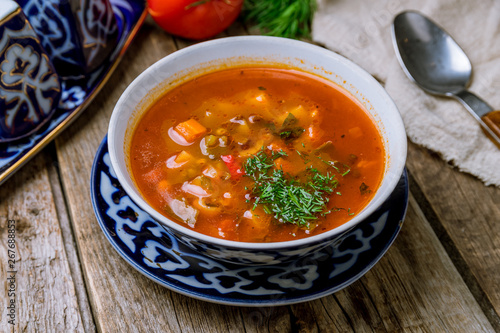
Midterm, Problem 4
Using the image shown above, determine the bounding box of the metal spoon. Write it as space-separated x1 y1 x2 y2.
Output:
392 10 500 147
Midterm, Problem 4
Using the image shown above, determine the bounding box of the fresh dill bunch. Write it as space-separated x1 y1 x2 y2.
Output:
242 0 317 40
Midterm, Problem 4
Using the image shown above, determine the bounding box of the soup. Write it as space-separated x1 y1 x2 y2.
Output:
129 67 385 242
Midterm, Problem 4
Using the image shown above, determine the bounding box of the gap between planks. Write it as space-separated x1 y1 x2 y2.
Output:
46 142 97 333
407 169 500 332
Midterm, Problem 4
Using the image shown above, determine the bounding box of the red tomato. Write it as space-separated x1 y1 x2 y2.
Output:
147 0 244 40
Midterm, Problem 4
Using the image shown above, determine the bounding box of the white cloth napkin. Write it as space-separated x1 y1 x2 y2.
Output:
312 0 500 186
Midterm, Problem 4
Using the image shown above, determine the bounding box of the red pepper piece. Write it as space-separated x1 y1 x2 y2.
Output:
221 155 245 179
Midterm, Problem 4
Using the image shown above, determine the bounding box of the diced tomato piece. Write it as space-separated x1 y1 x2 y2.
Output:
307 125 325 143
267 142 286 152
143 168 163 184
221 155 245 179
348 126 363 139
217 219 238 239
240 208 271 241
156 180 172 202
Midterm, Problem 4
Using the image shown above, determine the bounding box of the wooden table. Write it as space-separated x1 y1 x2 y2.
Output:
1 15 499 333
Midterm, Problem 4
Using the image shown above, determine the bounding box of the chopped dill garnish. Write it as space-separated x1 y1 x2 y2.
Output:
296 149 310 163
316 156 351 176
244 148 341 228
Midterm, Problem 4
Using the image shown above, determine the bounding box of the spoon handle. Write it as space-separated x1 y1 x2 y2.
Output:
481 111 500 147
453 90 500 148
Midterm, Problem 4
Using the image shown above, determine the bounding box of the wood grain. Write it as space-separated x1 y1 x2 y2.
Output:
46 145 96 333
0 151 84 332
0 5 498 332
286 194 494 333
50 16 496 332
55 18 187 333
406 142 500 329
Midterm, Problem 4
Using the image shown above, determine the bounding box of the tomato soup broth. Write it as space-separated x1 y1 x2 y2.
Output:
129 67 385 242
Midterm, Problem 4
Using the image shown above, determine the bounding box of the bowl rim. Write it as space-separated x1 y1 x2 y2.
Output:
108 35 407 251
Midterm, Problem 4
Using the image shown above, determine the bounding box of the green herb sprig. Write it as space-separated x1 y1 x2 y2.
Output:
242 0 317 40
244 148 340 228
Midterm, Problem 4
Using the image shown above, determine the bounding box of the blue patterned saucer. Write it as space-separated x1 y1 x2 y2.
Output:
91 136 409 306
0 0 147 184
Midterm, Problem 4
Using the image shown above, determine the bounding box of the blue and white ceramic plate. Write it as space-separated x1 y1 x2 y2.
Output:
91 136 409 306
0 0 147 184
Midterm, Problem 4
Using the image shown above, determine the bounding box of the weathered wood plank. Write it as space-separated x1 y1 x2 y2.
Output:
165 293 244 332
46 146 96 333
0 150 84 332
54 15 496 333
406 142 500 329
239 306 292 332
54 18 238 333
288 193 494 332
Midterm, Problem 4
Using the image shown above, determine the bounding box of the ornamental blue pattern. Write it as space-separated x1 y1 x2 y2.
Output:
0 6 60 142
0 0 145 181
17 0 119 76
91 136 409 305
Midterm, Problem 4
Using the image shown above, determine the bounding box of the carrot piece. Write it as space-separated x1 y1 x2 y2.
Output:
157 179 170 192
174 119 207 142
274 157 294 174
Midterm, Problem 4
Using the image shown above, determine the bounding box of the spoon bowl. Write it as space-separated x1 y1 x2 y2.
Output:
393 11 472 95
392 10 500 146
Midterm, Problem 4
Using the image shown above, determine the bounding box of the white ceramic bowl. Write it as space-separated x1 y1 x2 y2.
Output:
108 36 407 265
